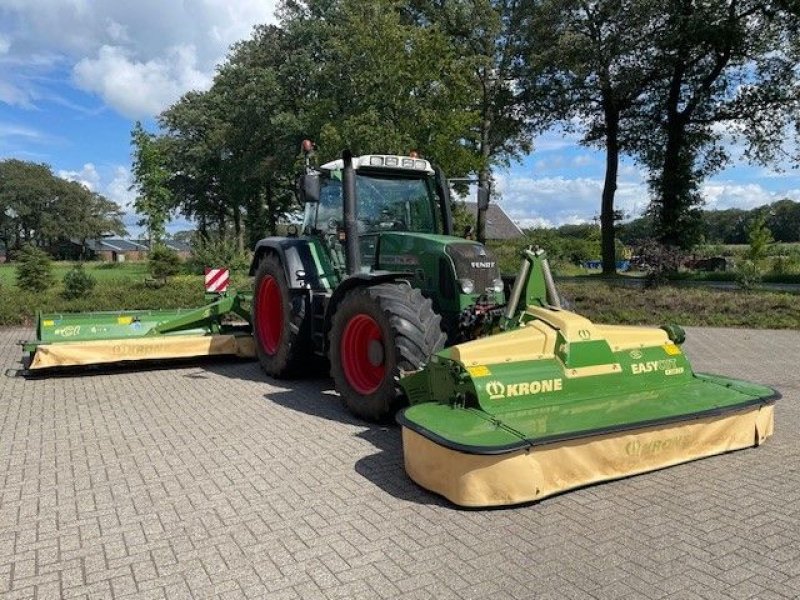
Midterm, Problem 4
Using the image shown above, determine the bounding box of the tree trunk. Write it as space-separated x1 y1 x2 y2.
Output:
658 121 684 247
217 209 226 241
265 179 277 236
233 203 243 252
601 107 620 275
658 64 687 248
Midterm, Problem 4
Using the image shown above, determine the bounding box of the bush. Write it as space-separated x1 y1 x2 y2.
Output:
736 259 762 290
62 263 96 299
188 236 250 274
15 244 54 292
635 240 684 287
148 245 181 283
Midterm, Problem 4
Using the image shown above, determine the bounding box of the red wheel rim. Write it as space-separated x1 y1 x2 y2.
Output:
341 314 385 394
256 275 282 355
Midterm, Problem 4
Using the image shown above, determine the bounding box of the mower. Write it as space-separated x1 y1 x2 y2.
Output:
397 248 778 507
22 290 254 371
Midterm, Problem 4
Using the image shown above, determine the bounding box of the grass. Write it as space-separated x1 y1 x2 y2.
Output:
559 281 800 329
0 261 150 286
0 261 797 330
0 261 252 326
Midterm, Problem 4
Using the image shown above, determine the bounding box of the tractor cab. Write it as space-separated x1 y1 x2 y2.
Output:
303 154 448 238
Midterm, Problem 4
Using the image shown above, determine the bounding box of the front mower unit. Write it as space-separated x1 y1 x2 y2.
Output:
398 253 778 507
22 292 255 371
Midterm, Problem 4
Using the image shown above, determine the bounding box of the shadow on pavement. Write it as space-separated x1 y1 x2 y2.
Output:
263 381 445 507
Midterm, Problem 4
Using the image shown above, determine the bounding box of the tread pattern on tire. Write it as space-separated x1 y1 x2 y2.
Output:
329 282 446 422
252 253 308 378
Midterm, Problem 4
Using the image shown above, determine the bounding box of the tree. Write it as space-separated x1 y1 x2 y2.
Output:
747 212 773 261
633 0 800 249
0 159 126 256
408 0 538 241
15 244 54 292
521 0 666 274
131 122 174 245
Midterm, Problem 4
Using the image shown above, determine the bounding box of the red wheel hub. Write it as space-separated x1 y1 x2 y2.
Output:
256 275 282 355
341 314 385 394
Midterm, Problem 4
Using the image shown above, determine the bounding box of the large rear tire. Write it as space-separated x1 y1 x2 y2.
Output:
329 283 446 422
252 254 307 377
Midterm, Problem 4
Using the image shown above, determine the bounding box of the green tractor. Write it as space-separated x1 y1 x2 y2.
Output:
250 148 504 421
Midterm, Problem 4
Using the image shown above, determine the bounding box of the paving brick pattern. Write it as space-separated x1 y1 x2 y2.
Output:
1 326 799 599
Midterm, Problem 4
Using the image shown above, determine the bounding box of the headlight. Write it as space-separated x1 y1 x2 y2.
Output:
401 158 414 168
385 156 399 166
459 278 475 294
492 278 504 293
369 156 384 166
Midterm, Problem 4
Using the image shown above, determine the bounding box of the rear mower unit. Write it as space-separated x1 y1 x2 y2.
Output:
22 291 254 371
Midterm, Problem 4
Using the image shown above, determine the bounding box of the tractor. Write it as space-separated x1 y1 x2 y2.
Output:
249 148 504 420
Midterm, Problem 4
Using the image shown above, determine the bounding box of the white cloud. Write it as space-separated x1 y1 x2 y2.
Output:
58 162 101 191
106 165 136 211
0 0 278 116
571 155 593 167
701 181 800 210
73 45 212 118
494 173 649 227
0 122 46 141
494 168 800 229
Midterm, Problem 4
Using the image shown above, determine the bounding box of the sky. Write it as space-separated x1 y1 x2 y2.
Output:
2 0 800 236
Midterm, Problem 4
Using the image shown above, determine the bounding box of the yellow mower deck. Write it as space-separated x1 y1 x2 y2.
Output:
398 308 778 507
28 333 255 370
22 292 255 371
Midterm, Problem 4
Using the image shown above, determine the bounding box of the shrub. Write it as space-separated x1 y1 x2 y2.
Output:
736 259 762 290
15 244 54 292
148 244 181 283
635 240 684 287
62 263 96 299
188 236 250 274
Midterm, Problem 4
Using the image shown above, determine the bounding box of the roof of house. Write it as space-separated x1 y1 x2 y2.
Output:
462 202 525 240
163 239 193 253
84 239 149 252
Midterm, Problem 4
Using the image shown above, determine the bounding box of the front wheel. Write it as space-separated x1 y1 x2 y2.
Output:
329 283 446 422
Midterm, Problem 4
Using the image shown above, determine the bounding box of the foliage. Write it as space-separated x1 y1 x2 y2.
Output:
188 236 251 274
521 0 665 273
451 201 476 238
635 240 685 288
148 245 181 283
62 263 97 299
621 199 800 246
733 212 774 288
735 259 762 290
747 213 774 262
630 1 800 249
0 159 126 254
130 122 173 244
15 244 54 292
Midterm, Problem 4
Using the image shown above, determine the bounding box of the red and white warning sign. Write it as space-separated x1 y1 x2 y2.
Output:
204 268 230 293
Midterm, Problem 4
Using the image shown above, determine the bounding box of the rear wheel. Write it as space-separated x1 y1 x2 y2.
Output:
252 254 307 377
329 283 446 422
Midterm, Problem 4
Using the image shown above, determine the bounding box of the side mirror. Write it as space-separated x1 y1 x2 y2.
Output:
301 173 321 203
477 187 490 211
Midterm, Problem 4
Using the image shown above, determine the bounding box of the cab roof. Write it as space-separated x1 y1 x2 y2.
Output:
320 154 434 174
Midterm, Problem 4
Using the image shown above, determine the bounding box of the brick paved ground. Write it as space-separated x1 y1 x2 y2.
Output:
0 326 798 600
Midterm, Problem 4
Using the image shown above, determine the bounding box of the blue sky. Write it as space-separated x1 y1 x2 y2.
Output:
2 1 799 236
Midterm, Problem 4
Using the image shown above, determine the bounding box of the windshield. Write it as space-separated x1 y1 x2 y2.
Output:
304 173 438 234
